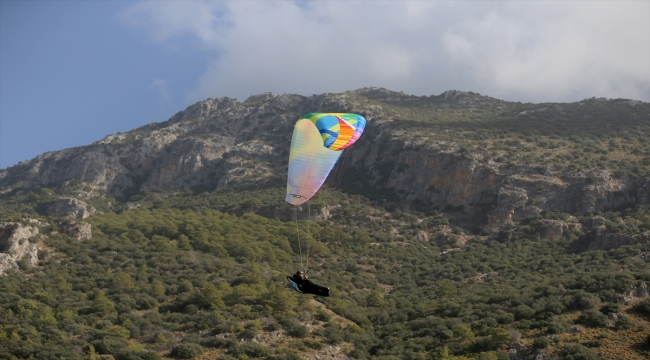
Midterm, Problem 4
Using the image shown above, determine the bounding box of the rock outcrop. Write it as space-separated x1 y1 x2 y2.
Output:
538 220 582 240
349 118 649 231
0 222 39 275
636 283 649 298
58 221 92 241
46 197 97 219
0 88 648 231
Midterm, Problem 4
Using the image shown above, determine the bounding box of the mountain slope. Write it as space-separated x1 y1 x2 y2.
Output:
1 88 648 231
1 88 650 359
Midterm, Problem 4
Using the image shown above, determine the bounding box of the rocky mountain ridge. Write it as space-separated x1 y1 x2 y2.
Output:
1 88 648 234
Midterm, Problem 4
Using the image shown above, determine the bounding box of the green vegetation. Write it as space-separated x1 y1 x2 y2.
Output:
350 89 650 180
1 90 649 358
1 185 650 359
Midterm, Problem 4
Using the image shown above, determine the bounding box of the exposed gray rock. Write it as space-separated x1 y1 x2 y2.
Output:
59 221 92 241
124 203 141 211
489 187 530 228
25 218 50 227
0 89 647 231
538 220 582 240
46 197 96 219
0 222 39 275
636 283 649 298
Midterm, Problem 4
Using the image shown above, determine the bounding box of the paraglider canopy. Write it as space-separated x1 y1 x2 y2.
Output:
285 113 366 206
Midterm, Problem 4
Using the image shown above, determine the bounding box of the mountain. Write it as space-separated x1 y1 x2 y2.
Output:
1 88 649 231
1 88 650 360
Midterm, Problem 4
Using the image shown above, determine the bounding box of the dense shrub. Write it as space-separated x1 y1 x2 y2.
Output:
91 338 128 354
321 325 345 344
615 315 635 330
570 292 600 310
577 310 608 328
532 337 550 350
202 337 237 349
563 343 598 360
634 298 650 317
513 305 536 320
547 317 571 334
136 294 158 310
228 343 273 358
278 317 309 338
599 303 622 314
315 310 332 322
170 343 204 359
116 350 163 360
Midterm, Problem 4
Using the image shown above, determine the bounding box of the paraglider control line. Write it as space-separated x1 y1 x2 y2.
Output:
293 207 305 272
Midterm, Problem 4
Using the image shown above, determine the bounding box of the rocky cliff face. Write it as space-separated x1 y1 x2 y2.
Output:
0 94 306 198
0 222 39 275
58 220 92 241
0 89 648 233
46 197 97 219
347 118 649 231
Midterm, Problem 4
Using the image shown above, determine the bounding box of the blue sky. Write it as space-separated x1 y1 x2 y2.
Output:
1 1 208 168
1 0 648 169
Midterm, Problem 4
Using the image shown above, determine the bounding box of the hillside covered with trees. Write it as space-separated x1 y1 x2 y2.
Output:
1 89 649 359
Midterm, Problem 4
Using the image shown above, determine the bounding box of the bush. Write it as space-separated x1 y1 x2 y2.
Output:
90 338 128 354
140 352 163 360
115 350 163 360
533 337 550 349
228 343 273 358
266 351 302 360
634 298 650 317
170 343 204 359
217 356 238 360
513 305 536 320
563 343 598 360
545 301 566 315
615 315 635 330
265 322 282 331
201 337 236 349
477 352 498 360
599 303 621 314
302 340 325 350
572 292 600 310
321 326 345 344
16 255 30 270
547 317 571 334
314 310 332 322
136 294 158 310
278 317 309 338
239 327 259 339
577 310 608 327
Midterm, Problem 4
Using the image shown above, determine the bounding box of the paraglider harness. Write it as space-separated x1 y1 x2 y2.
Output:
287 271 329 297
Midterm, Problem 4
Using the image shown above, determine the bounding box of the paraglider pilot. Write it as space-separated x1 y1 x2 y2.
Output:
289 271 330 297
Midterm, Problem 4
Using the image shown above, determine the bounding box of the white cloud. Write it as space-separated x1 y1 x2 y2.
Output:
151 78 171 103
123 0 650 103
122 1 229 48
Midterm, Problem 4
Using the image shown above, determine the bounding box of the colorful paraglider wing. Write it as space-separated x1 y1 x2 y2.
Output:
285 113 366 205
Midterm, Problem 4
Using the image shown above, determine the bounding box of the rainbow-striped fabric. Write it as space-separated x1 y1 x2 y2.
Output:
286 113 366 206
